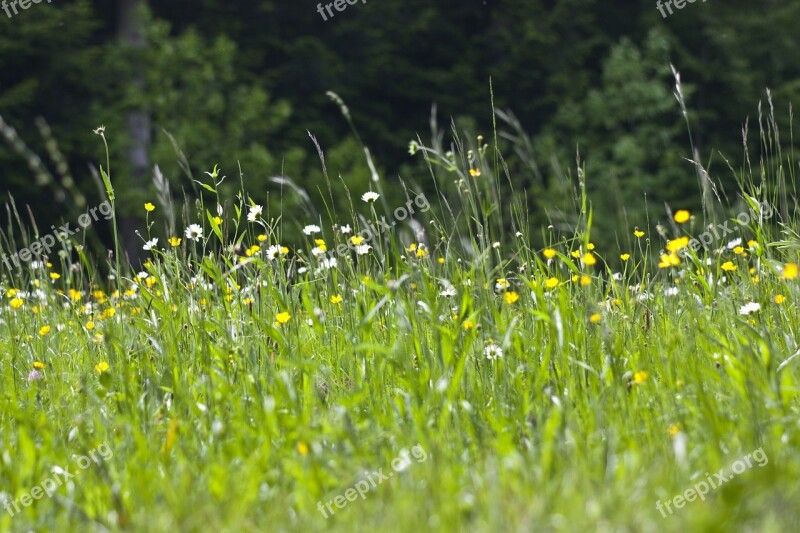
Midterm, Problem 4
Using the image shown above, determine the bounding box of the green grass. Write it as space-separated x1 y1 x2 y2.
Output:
2 111 800 533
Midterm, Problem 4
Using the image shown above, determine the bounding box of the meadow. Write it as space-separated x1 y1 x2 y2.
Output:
2 102 800 533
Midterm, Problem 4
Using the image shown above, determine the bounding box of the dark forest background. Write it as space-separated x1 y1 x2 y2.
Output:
1 0 798 261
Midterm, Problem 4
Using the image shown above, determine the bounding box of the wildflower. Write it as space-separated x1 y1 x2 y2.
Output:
245 245 260 257
484 344 504 360
589 313 602 324
415 247 428 258
544 277 560 289
440 286 457 298
168 237 182 247
339 224 352 234
664 287 679 297
95 361 110 373
361 191 380 203
748 240 758 249
634 230 645 238
739 302 761 316
495 279 510 291
33 361 46 369
582 253 597 266
733 246 745 255
463 320 474 331
570 250 581 259
247 204 263 222
406 243 417 252
143 238 158 251
633 371 649 384
774 294 786 304
312 239 328 255
297 442 309 456
276 312 292 324
673 210 690 224
658 253 681 269
185 224 203 241
355 244 372 255
351 235 365 246
320 257 337 270
303 225 321 235
39 325 50 336
28 370 43 382
503 291 519 304
10 298 23 309
86 321 95 330
330 295 343 304
721 261 737 272
144 202 155 212
543 248 556 259
726 238 742 250
266 245 288 260
212 216 223 225
469 168 481 177
668 424 681 437
781 263 799 280
49 273 61 280
580 275 591 286
438 257 445 264
620 253 630 261
666 237 689 253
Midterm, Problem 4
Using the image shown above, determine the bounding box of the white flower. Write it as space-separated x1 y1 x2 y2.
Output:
492 242 500 249
495 279 510 292
612 272 623 281
726 238 742 250
303 225 321 235
311 246 326 257
143 238 158 251
247 204 263 222
185 224 203 240
136 272 148 280
484 344 504 360
361 191 380 203
664 287 679 296
739 302 761 316
355 244 372 255
265 245 287 261
515 232 523 238
297 267 308 274
439 287 457 298
320 257 338 270
339 224 352 234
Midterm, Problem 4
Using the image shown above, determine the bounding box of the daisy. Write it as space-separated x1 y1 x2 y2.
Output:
265 245 286 261
247 204 263 222
739 302 761 315
303 225 321 235
339 224 352 234
439 286 457 298
143 238 158 251
185 224 203 241
484 344 504 360
726 238 742 250
361 191 380 203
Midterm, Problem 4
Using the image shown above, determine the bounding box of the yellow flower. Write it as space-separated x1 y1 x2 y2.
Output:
415 247 428 258
733 246 745 255
6 288 18 297
38 325 51 336
673 210 690 224
747 240 758 249
571 274 579 283
658 253 681 268
276 312 292 324
570 250 581 258
462 320 474 331
33 361 46 369
721 261 737 272
144 202 155 212
10 298 23 309
668 424 681 437
620 253 631 261
544 277 560 289
503 291 519 304
774 294 786 304
296 442 309 456
406 243 417 252
781 263 799 280
257 234 267 242
582 253 597 266
350 235 365 246
633 371 648 384
634 230 645 238
469 168 481 177
49 273 61 280
589 313 602 324
437 257 445 264
95 361 110 373
543 248 556 259
666 237 689 253
245 245 260 257
86 321 95 330
330 294 343 304
212 216 223 225
587 243 595 251
580 275 591 286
